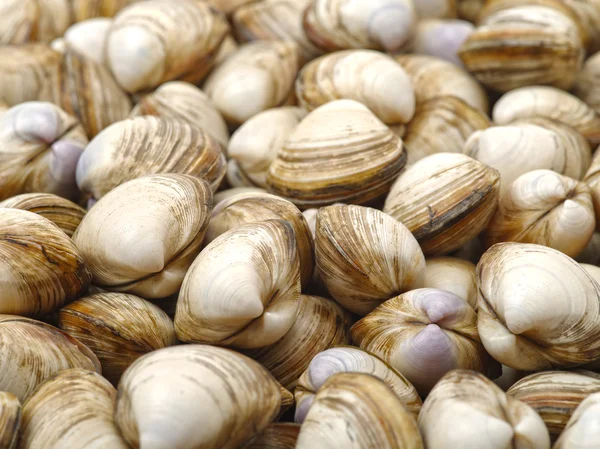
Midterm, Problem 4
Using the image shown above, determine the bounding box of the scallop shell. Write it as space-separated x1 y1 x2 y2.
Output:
0 392 20 449
422 257 477 309
246 423 300 449
554 392 600 449
0 0 71 44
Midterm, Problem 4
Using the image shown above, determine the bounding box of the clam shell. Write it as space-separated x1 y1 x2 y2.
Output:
246 423 300 449
0 392 20 449
574 51 600 115
416 0 457 18
554 392 600 449
422 256 478 309
457 0 485 22
206 0 255 15
213 186 266 204
60 18 112 65
0 0 71 44
71 0 143 21
583 144 600 229
411 19 474 67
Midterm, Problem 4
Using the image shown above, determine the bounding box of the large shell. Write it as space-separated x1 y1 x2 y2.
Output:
58 18 112 65
175 220 301 348
411 19 474 67
18 369 129 449
73 174 213 299
574 51 600 115
422 257 477 309
294 346 422 423
315 204 425 315
352 288 500 393
477 242 600 370
76 116 226 201
115 345 283 449
384 153 500 256
57 292 177 386
0 209 91 317
584 148 600 228
485 170 595 257
204 40 300 125
246 423 300 449
106 0 229 93
267 100 406 208
296 50 415 125
0 315 100 401
0 0 71 44
554 392 600 449
71 0 143 21
296 372 424 449
0 392 20 449
419 370 550 449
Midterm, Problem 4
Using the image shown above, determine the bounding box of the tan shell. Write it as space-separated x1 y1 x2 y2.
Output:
294 346 422 423
130 81 229 147
583 146 600 228
0 315 101 401
59 18 112 65
206 0 255 15
477 242 600 370
246 423 300 449
419 370 550 449
0 209 91 317
206 192 314 288
574 51 600 115
485 170 595 257
457 0 485 22
296 50 415 125
422 257 477 309
73 174 213 298
57 292 177 386
315 204 425 315
115 345 283 449
303 0 418 53
0 193 86 237
0 0 71 44
75 116 226 201
507 371 600 442
416 0 457 18
296 372 424 449
71 0 143 21
403 96 491 165
554 392 600 449
352 288 500 393
204 40 300 125
18 369 129 449
106 0 229 93
244 295 351 390
576 232 600 265
267 100 406 208
213 186 267 204
175 220 301 348
394 54 488 113
384 153 500 256
0 392 20 449
411 19 474 67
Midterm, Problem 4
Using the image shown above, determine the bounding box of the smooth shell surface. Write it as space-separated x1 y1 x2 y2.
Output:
0 0 71 44
0 392 20 449
61 18 112 65
584 147 600 228
422 257 478 309
412 19 474 67
554 392 600 449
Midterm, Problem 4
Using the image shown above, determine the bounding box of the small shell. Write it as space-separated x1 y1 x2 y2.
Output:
296 373 424 449
0 392 20 449
411 19 474 67
0 0 71 44
266 100 406 208
57 292 177 386
130 81 229 147
175 220 301 348
0 315 100 401
60 18 112 65
384 153 500 256
315 204 425 315
204 40 300 125
574 51 600 115
352 288 500 393
213 186 267 204
577 232 600 265
422 257 477 309
485 170 595 257
71 0 143 21
75 116 226 201
554 392 600 449
295 50 415 125
115 345 283 449
18 369 129 449
73 174 213 299
419 370 550 449
246 423 300 449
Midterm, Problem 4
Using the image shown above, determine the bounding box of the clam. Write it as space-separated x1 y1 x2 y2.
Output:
246 423 300 449
422 257 477 309
554 392 600 449
416 0 457 18
584 147 600 228
574 51 600 115
457 0 485 22
0 0 71 44
206 0 255 15
412 19 474 67
213 186 267 204
0 392 20 449
71 0 143 21
58 18 112 65
477 242 600 370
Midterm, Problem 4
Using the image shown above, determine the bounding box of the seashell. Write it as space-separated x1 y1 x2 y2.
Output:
0 392 20 449
565 0 600 53
18 369 129 449
244 295 351 390
267 100 406 208
394 54 488 113
295 372 424 449
416 0 457 18
175 220 300 348
457 0 485 22
0 315 100 401
71 0 143 21
576 232 600 265
384 153 500 256
0 193 86 237
477 242 600 370
206 0 255 15
583 146 600 229
0 0 71 44
303 0 418 53
115 345 283 449
246 423 300 449
73 174 212 299
204 40 300 126
554 392 600 449
411 19 474 67
419 370 551 449
402 96 491 165
458 6 584 92
213 186 266 204
227 107 306 188
57 292 177 385
76 116 226 202
295 50 415 125
205 192 314 288
315 204 425 315
226 159 258 188
485 170 595 257
507 371 600 442
0 209 91 317
352 288 500 393
574 51 600 115
130 81 229 147
294 346 422 423
60 18 112 65
0 102 88 201
422 256 477 309
106 0 230 93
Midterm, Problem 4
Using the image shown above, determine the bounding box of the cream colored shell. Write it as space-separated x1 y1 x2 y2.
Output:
213 187 267 204
245 423 299 449
554 392 600 449
457 0 484 21
0 392 20 449
59 18 112 65
583 145 600 229
71 0 143 21
0 0 71 44
422 257 477 309
411 19 474 67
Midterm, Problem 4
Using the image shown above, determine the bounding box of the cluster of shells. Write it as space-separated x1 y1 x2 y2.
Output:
6 0 600 448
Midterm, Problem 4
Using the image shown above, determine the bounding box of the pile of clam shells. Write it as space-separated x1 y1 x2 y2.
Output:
4 0 600 448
